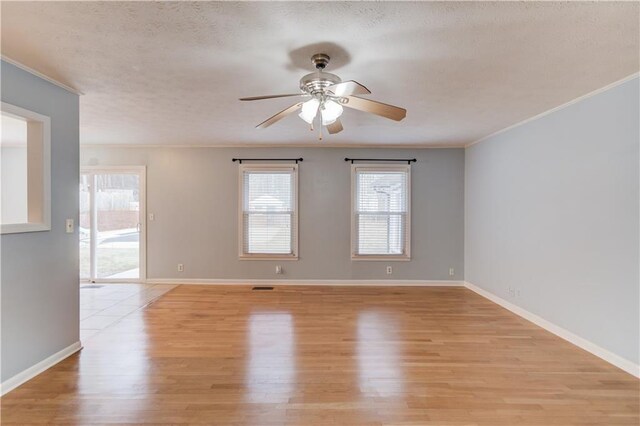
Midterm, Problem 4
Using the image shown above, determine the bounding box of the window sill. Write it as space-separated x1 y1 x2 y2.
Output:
1 222 51 235
351 255 411 262
239 255 299 261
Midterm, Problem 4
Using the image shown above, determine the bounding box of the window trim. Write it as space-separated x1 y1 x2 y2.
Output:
351 163 411 261
1 102 51 235
238 163 299 260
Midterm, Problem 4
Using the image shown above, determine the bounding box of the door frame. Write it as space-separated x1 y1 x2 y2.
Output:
80 165 147 283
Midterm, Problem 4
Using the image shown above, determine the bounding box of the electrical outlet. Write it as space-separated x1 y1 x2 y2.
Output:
275 265 283 274
177 263 184 272
449 267 455 276
386 266 393 275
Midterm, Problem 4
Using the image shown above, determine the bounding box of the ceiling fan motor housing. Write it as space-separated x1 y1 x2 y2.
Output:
299 53 342 95
299 72 341 95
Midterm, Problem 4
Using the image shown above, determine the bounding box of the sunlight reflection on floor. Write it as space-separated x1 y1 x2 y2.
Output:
357 311 404 397
246 311 296 403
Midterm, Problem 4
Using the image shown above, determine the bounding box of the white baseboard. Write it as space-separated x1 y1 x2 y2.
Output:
464 281 640 378
0 341 82 396
147 278 464 287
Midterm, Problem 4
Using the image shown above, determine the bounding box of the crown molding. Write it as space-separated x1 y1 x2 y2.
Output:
465 72 640 149
1 55 83 96
80 143 465 149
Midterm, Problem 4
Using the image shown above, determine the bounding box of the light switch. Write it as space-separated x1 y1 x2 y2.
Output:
65 219 74 233
149 213 155 221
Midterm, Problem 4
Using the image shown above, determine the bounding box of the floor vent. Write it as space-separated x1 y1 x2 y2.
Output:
81 285 104 289
252 286 274 291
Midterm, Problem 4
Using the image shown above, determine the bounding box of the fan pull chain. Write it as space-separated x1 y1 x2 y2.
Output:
316 109 323 141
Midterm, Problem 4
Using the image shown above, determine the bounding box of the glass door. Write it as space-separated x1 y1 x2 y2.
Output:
79 174 92 280
80 167 145 282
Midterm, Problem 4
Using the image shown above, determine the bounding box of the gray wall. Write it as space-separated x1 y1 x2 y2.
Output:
81 147 465 281
465 77 639 365
1 61 80 381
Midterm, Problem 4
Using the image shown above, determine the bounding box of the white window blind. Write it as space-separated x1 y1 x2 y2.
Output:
241 167 297 257
353 167 410 258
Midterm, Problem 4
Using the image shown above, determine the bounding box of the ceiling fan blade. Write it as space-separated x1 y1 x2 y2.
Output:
240 94 307 101
326 119 343 134
256 102 303 128
327 80 371 96
341 96 406 121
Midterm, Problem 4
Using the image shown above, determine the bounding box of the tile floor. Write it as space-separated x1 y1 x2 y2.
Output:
80 283 177 342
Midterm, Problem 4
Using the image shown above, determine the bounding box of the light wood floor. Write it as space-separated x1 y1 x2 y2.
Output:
2 285 638 425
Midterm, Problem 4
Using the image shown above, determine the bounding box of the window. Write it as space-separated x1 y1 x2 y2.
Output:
352 165 410 260
1 102 51 234
239 165 298 259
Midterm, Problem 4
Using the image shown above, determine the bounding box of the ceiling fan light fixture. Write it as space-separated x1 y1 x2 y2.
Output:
321 100 343 125
298 98 320 124
241 53 406 136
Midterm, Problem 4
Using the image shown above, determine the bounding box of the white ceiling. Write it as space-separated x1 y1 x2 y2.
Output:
1 2 638 147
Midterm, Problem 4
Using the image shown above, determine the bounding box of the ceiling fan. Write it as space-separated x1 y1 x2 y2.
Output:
239 53 407 139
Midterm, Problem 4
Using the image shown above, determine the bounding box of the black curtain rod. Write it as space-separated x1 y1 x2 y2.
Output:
344 158 416 164
232 158 303 164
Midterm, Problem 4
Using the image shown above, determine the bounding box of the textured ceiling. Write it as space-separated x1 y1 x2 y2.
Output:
1 2 638 147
